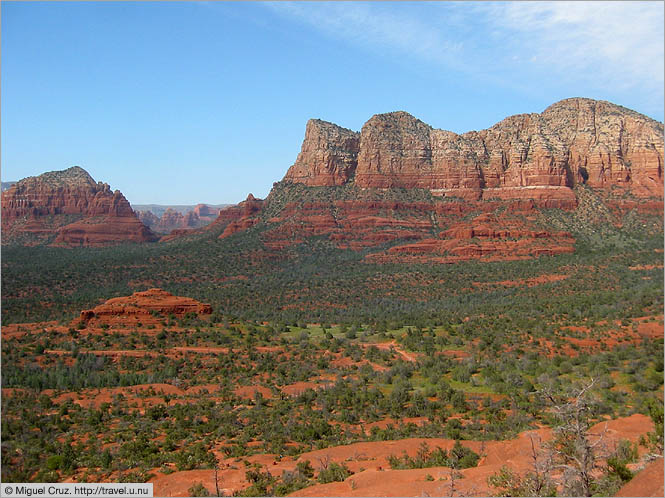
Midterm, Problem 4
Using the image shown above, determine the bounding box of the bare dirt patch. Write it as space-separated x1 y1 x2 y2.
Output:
615 457 664 497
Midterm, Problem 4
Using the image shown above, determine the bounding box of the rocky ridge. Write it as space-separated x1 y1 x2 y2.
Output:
1 166 158 246
205 98 663 262
283 98 663 199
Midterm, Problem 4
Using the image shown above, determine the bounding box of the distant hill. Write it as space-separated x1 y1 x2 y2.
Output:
1 166 158 246
131 204 230 218
133 203 231 234
1 181 16 192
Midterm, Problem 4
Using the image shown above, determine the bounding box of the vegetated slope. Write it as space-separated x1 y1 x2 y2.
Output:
1 166 157 246
1 179 662 327
1 292 662 492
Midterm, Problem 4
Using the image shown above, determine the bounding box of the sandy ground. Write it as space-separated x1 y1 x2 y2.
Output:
147 414 656 497
616 457 664 497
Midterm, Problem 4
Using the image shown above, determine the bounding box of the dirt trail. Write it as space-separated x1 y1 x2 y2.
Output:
362 340 420 363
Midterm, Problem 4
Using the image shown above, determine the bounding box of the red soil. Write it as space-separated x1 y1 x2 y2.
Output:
233 385 273 400
172 346 231 354
45 349 159 358
359 416 429 433
143 414 658 497
438 349 471 360
288 414 653 497
615 457 664 497
39 383 228 410
472 274 568 288
360 341 420 363
280 381 331 397
1 321 64 339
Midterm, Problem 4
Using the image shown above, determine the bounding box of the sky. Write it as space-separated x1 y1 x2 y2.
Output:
2 1 663 205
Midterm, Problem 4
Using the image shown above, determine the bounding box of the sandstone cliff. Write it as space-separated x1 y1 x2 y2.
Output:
1 166 158 246
283 119 360 186
283 98 664 200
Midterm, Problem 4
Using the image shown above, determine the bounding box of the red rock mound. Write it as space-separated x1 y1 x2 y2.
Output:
2 166 158 246
78 288 212 326
615 457 664 497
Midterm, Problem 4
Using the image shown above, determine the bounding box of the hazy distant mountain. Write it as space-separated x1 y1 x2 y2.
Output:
133 203 231 234
2 182 16 192
1 167 157 246
131 204 230 218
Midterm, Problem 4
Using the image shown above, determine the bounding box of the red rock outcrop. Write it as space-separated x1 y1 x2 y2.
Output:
213 194 264 239
137 210 160 228
54 216 159 246
193 203 221 222
283 119 360 186
364 212 575 264
78 288 212 326
1 166 158 246
282 98 664 200
183 99 663 260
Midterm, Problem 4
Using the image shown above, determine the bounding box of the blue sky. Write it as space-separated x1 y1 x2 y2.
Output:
2 1 663 204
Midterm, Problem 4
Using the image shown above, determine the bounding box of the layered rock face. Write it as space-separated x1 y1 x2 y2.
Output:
216 194 264 239
540 99 663 196
136 210 161 228
283 98 664 200
354 112 484 199
283 119 360 186
1 166 158 246
193 203 222 222
78 288 212 326
199 98 661 262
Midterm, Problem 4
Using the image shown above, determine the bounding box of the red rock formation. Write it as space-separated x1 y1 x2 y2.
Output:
193 203 222 222
364 212 575 264
214 194 264 239
283 119 359 186
151 208 203 233
158 228 197 243
541 98 664 196
2 166 158 246
282 98 664 200
79 288 212 326
137 210 160 228
160 208 188 231
55 216 159 247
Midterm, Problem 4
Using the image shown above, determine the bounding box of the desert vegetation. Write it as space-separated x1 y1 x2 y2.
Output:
1 181 663 496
